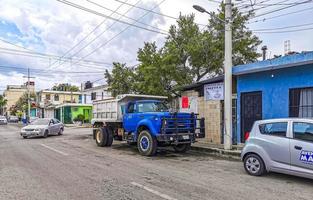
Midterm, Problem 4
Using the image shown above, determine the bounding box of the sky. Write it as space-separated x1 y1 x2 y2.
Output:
0 0 313 93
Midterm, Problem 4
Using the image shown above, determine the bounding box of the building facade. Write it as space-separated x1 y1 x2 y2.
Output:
81 83 111 104
234 51 313 143
37 90 81 118
54 103 92 124
179 76 237 144
3 81 35 116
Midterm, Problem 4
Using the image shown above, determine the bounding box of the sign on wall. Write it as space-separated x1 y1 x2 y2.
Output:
180 96 198 113
204 82 224 101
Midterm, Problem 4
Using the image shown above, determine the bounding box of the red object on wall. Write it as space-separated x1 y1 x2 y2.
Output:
182 96 189 108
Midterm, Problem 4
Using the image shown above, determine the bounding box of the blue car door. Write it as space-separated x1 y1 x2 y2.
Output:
123 102 137 132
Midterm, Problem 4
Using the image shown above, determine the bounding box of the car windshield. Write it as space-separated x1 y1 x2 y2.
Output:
30 119 50 125
137 102 169 112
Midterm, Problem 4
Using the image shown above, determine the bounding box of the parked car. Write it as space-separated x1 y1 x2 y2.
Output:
29 116 39 123
20 118 64 139
9 116 19 123
241 118 313 180
92 94 205 156
0 116 7 125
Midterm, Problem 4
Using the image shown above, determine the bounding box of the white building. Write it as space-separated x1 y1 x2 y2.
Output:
81 83 111 104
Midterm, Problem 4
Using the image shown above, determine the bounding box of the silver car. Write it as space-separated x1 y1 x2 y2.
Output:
241 118 313 179
0 116 7 125
21 118 64 139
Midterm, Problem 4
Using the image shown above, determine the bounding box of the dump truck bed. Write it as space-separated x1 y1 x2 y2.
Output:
92 94 168 124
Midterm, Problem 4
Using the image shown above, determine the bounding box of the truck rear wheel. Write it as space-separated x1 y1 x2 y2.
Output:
106 127 114 147
95 128 107 147
173 143 191 153
137 130 157 156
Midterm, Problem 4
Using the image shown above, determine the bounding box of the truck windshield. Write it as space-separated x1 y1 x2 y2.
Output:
137 102 168 113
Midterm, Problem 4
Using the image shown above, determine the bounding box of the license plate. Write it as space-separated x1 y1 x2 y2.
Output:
182 135 189 140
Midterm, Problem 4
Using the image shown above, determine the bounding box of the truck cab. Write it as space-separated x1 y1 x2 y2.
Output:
92 94 205 156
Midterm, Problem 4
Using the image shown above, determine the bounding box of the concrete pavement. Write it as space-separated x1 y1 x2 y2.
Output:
0 124 312 200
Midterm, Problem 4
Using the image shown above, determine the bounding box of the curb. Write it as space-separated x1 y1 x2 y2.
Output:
191 145 241 161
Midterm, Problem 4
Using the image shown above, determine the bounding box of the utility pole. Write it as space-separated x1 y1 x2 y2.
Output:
23 68 35 123
193 2 233 150
224 0 233 150
27 68 30 122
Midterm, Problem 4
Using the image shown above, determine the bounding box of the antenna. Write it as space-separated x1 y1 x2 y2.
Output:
284 40 291 55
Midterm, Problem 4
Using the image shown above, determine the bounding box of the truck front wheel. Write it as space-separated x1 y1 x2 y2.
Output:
137 130 157 156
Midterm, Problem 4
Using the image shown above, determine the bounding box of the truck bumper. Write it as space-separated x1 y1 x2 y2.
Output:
156 133 204 144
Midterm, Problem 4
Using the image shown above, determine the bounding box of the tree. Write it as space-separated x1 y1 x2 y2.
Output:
207 4 262 68
106 62 135 97
0 95 7 115
10 92 36 116
52 83 80 92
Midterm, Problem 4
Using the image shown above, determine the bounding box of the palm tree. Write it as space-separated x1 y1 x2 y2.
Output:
0 95 7 115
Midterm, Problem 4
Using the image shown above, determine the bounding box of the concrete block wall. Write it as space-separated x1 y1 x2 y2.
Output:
181 90 222 144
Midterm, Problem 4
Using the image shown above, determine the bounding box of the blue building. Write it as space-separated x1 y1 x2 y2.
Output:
233 51 313 144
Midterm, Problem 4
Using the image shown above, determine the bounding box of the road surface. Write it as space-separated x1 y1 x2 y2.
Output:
0 124 312 200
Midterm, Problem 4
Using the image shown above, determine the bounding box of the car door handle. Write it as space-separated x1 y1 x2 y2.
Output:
294 145 303 150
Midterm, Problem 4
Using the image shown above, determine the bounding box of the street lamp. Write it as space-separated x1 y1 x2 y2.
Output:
193 2 233 150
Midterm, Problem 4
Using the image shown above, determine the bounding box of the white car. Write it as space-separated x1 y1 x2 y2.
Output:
0 116 7 125
241 118 313 179
21 118 64 139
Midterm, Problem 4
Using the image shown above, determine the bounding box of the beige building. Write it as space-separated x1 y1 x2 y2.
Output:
178 76 237 144
37 90 81 118
3 81 35 115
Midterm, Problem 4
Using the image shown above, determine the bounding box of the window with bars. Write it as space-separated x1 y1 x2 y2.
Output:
289 87 313 118
91 92 96 100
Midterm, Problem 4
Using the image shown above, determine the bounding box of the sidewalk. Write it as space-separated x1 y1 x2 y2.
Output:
191 138 242 160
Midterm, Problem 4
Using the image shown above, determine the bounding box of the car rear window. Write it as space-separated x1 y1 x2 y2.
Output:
259 122 288 137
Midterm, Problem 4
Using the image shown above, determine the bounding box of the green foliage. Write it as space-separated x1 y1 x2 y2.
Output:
52 83 80 92
10 92 36 115
106 4 261 97
0 95 7 115
74 114 85 122
107 62 135 97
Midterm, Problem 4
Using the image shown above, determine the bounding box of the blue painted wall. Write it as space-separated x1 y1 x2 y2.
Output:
236 63 313 143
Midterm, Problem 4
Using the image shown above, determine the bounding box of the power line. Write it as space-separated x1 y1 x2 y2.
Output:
0 49 110 70
252 0 312 18
52 0 143 70
56 0 168 35
251 22 313 31
49 0 130 68
87 0 168 33
112 0 207 26
254 26 313 33
0 38 113 66
249 6 313 23
58 0 167 70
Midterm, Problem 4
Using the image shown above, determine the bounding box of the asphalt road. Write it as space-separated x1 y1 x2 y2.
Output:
0 124 312 200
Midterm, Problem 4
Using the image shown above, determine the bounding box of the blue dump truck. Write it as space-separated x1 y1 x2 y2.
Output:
91 94 205 156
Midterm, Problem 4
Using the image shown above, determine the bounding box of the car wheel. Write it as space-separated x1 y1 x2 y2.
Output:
58 128 63 135
43 130 48 138
137 130 157 156
244 154 266 176
95 128 108 147
173 143 191 153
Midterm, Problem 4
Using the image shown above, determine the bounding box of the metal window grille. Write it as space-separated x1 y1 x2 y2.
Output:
289 87 313 118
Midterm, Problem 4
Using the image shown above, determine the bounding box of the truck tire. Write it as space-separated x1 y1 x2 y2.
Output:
173 143 191 153
95 128 108 147
106 127 114 147
137 130 157 156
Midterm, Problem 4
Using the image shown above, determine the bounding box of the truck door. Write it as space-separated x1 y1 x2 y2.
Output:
290 122 313 171
123 102 136 132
